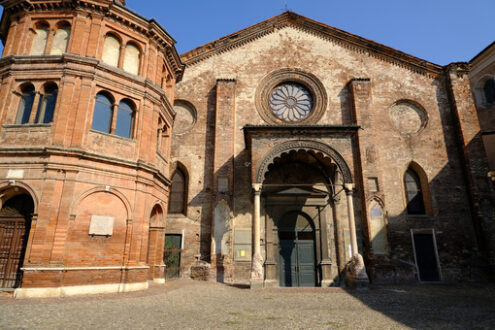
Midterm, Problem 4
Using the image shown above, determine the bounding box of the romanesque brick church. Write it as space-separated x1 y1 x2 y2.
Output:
0 0 493 298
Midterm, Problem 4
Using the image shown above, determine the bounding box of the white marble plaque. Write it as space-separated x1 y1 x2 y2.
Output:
217 177 229 193
7 169 24 179
89 215 115 236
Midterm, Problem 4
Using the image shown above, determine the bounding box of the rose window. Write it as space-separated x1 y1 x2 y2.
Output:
269 83 313 122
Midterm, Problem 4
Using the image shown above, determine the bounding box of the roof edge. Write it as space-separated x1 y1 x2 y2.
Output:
181 11 443 78
470 40 495 64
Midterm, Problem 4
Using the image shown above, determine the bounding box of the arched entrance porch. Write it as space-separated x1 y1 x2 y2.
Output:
250 140 360 288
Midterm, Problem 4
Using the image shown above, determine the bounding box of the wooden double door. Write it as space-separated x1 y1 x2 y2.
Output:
0 216 30 288
278 212 316 287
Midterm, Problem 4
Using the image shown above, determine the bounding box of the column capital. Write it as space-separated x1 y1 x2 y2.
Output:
252 183 262 194
344 183 355 194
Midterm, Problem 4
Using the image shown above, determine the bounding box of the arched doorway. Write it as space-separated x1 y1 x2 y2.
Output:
147 204 165 281
278 211 316 287
0 194 34 288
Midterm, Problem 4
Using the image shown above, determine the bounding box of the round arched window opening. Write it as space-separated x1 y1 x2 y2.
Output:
256 69 327 125
173 100 197 135
269 83 313 122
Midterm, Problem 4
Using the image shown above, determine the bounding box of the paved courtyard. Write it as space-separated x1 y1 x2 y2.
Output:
1 280 494 329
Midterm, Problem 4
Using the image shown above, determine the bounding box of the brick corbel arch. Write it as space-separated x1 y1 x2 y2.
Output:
255 140 353 184
70 186 133 221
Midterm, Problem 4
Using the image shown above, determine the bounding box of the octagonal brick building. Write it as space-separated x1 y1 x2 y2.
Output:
0 0 184 297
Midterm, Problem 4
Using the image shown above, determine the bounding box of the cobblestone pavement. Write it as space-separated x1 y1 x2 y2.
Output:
1 280 495 329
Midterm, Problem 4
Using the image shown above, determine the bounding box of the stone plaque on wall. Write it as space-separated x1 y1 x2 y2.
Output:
89 215 115 236
7 169 24 179
234 229 251 261
368 177 379 192
217 177 229 193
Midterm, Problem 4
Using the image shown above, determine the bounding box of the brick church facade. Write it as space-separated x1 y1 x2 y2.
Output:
0 1 493 297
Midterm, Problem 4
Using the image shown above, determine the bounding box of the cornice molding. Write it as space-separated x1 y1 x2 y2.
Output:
0 146 172 186
0 0 185 78
181 11 443 78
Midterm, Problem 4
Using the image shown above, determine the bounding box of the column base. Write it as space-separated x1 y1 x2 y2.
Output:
153 278 165 284
250 278 264 289
345 253 369 289
320 279 334 287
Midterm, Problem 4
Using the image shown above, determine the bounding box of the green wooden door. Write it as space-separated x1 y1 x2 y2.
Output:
278 212 316 287
164 234 182 279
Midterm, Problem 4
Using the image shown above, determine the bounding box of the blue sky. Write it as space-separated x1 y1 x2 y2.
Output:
125 0 494 65
0 1 493 65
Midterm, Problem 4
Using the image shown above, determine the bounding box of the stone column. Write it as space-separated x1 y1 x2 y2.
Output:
344 183 369 288
250 183 264 289
319 204 335 287
28 92 42 123
345 184 359 256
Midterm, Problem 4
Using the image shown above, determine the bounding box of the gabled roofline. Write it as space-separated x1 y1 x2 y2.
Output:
470 40 495 64
181 11 443 78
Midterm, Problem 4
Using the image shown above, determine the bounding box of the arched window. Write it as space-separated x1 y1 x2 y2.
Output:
115 100 134 138
484 79 495 104
169 168 186 214
102 34 121 67
91 93 113 134
123 43 140 75
50 23 71 55
404 168 426 215
30 23 49 55
15 85 36 124
35 83 58 124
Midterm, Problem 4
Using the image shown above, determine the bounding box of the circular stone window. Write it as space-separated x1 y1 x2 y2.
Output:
270 83 313 122
256 69 327 125
173 100 197 135
388 101 427 136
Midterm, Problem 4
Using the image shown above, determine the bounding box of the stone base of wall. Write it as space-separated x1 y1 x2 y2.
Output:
15 281 149 299
17 266 157 298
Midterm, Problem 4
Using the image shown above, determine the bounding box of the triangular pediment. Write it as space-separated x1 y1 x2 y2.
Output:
181 11 442 77
271 186 328 196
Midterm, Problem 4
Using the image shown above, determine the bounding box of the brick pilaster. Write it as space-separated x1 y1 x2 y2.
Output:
211 78 236 280
446 62 495 268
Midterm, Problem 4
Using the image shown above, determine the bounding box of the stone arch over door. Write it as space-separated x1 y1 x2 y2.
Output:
255 140 353 186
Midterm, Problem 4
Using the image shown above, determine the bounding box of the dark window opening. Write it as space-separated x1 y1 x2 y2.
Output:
169 169 186 214
15 85 35 124
35 84 58 124
405 169 426 215
116 100 133 138
484 79 495 104
91 93 113 134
